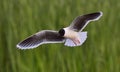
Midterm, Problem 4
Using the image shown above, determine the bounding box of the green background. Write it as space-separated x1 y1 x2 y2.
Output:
0 0 120 72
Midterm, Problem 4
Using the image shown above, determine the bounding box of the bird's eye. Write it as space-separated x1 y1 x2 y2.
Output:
58 29 65 36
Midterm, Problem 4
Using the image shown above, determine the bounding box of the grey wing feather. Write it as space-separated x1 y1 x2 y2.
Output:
69 12 103 31
16 30 65 49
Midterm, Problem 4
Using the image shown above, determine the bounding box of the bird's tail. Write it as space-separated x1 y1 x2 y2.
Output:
64 31 87 47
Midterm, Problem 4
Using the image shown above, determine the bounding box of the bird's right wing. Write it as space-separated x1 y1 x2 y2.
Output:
68 12 103 32
16 30 65 49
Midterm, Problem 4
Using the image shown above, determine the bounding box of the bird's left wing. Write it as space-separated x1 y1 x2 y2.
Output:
16 30 65 49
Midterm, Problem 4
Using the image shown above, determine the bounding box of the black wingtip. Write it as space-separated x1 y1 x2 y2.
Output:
16 35 41 49
85 11 103 21
93 11 103 17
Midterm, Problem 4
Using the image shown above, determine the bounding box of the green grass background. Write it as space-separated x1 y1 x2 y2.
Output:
0 0 120 72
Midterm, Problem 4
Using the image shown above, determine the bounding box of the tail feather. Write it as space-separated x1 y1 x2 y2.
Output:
79 31 87 45
64 31 87 47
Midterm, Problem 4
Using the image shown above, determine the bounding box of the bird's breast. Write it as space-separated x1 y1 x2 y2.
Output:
64 28 78 39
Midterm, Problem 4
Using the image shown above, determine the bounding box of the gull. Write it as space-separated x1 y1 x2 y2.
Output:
16 11 103 49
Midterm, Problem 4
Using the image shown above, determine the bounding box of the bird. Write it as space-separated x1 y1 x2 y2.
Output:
16 11 103 49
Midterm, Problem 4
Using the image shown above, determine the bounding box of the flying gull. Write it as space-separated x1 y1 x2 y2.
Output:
16 11 103 49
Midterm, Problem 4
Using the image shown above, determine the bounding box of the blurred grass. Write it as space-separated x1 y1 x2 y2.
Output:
0 0 120 72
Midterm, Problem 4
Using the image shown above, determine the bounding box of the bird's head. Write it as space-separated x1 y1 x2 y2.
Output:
58 28 65 37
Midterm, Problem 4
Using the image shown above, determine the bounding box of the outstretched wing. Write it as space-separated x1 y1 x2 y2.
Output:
16 30 65 49
68 12 103 32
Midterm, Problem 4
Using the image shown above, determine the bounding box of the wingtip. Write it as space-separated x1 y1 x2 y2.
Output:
16 42 41 49
16 44 31 50
16 44 19 48
99 11 103 17
16 44 25 50
93 11 103 21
